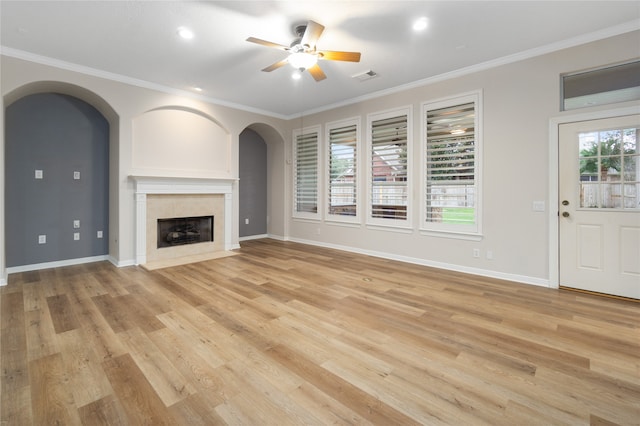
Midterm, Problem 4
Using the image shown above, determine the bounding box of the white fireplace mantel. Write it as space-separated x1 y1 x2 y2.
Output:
130 175 237 265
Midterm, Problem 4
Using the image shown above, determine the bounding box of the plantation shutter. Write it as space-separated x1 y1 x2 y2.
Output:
329 123 357 216
425 102 476 225
371 114 408 220
295 131 318 214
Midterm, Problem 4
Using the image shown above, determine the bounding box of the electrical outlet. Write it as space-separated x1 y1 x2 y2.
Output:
97 230 103 238
74 232 80 241
473 248 480 258
35 170 43 179
38 234 46 244
73 171 80 180
486 250 494 260
73 219 80 228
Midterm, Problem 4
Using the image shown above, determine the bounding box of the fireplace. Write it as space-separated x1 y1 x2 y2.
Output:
157 215 213 248
131 176 236 266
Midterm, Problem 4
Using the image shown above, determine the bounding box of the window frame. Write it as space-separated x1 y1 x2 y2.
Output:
292 125 322 221
420 91 483 238
366 106 413 230
326 117 361 224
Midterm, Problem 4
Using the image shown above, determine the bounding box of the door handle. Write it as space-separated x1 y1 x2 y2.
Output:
562 211 570 218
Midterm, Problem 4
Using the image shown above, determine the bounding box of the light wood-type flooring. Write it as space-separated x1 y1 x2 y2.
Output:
1 238 639 425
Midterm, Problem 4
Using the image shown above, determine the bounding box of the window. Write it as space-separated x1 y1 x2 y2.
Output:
293 126 321 219
422 92 481 235
367 107 412 226
562 60 640 111
327 118 360 221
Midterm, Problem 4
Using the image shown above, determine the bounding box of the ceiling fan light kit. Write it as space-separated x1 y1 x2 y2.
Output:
288 52 317 70
247 20 361 82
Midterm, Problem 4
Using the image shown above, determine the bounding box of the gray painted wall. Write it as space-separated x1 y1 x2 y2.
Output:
239 128 267 237
5 93 109 267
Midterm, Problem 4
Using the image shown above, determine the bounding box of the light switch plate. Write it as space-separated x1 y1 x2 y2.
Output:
73 220 80 228
532 201 546 212
35 170 43 179
97 231 103 238
73 171 80 180
38 235 46 244
73 232 80 241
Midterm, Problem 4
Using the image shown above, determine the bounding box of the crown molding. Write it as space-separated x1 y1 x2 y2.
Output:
2 18 638 121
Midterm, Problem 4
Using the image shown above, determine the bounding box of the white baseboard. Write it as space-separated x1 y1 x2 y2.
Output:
287 237 550 289
0 270 7 287
5 255 111 275
110 256 135 267
239 234 269 242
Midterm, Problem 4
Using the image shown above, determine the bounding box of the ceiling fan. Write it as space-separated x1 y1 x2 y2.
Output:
246 20 361 81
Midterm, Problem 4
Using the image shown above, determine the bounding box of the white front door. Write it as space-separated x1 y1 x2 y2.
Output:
559 115 640 299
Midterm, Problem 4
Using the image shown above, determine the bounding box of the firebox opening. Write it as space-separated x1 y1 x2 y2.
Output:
157 215 214 248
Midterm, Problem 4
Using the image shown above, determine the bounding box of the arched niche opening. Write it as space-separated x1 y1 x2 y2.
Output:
240 123 286 240
3 81 119 269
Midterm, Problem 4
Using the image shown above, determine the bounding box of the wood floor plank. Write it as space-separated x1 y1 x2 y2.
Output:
24 308 59 362
118 327 196 407
46 293 80 334
168 393 227 425
72 294 129 361
102 353 175 425
57 328 114 408
265 343 421 425
148 327 238 405
77 394 128 426
2 239 639 425
29 353 82 425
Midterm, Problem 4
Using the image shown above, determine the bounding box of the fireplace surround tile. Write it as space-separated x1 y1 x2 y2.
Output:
131 176 235 266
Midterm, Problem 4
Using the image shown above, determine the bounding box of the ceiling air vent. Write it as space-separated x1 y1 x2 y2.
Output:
352 70 378 82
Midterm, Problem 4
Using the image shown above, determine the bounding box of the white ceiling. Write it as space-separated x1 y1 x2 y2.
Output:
1 1 639 118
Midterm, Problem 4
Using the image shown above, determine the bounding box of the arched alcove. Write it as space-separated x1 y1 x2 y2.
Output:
3 81 119 270
5 93 110 267
242 123 287 240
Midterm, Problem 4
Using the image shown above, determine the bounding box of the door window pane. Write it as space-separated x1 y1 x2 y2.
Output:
578 127 639 209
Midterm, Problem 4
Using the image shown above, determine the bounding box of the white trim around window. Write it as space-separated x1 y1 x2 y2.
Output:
326 117 361 224
293 125 322 220
420 90 483 238
366 106 413 230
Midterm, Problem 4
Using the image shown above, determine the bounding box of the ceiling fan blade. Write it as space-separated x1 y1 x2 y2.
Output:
318 50 361 62
301 20 325 48
246 37 289 51
262 59 289 72
307 64 327 82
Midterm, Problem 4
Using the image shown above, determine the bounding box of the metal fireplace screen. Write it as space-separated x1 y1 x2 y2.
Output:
157 215 214 248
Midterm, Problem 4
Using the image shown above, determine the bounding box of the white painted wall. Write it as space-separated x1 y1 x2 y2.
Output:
282 30 640 286
1 30 638 287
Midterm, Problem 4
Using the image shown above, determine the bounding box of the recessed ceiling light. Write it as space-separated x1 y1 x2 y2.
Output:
413 17 428 31
177 27 194 40
193 87 203 92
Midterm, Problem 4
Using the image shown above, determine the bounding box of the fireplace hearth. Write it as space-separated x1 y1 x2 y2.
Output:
157 216 213 248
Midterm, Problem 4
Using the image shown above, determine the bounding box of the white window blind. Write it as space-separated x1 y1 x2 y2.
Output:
294 129 319 216
328 122 358 218
424 98 478 232
370 113 408 221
